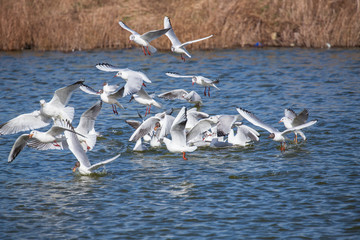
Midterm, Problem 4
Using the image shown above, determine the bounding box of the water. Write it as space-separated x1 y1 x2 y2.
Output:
0 48 359 239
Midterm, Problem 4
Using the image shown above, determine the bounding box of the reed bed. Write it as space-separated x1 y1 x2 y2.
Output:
1 0 359 51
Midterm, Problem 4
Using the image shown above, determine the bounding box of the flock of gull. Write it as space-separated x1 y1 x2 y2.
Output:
1 16 317 175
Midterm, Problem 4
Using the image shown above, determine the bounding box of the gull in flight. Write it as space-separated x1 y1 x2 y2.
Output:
95 63 151 97
80 83 125 115
158 89 203 106
279 108 309 143
166 72 219 97
228 122 260 147
66 130 120 175
236 107 317 152
0 81 86 135
8 120 83 163
164 16 213 61
129 87 162 116
162 107 197 160
119 21 170 55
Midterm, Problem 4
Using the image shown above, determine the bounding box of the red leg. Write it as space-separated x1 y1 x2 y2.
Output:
146 46 151 55
142 46 147 56
208 87 211 97
182 152 188 160
53 141 61 147
148 105 152 115
204 87 207 96
145 106 148 117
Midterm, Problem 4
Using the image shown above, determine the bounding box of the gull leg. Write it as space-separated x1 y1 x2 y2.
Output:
113 105 118 115
142 46 147 56
204 87 207 96
53 141 61 147
182 152 188 160
145 106 148 117
208 87 211 97
146 46 151 55
148 104 152 115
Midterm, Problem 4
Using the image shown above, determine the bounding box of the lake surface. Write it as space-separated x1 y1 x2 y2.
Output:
0 48 359 239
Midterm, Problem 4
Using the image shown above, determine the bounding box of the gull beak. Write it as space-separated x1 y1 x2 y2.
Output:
113 74 117 78
278 120 282 123
154 126 159 131
142 83 146 87
192 82 194 85
72 166 77 172
129 96 134 103
29 134 33 138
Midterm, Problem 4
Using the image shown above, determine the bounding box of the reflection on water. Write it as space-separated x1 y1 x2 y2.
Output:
0 48 360 239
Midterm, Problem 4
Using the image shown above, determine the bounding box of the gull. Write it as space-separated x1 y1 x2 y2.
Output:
185 108 209 130
96 63 151 94
236 107 317 152
166 72 219 97
67 130 120 175
129 87 162 116
216 114 242 137
158 89 203 106
279 108 309 143
119 21 170 55
162 107 197 160
80 83 125 115
8 120 83 163
0 81 86 135
228 122 260 147
125 119 149 151
164 16 213 61
186 116 219 145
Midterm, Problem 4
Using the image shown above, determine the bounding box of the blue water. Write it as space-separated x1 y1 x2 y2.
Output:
0 48 359 239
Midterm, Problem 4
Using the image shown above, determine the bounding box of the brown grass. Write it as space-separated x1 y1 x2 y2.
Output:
1 0 359 51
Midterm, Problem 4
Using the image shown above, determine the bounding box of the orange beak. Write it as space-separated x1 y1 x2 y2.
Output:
29 134 33 138
72 166 77 172
192 82 194 85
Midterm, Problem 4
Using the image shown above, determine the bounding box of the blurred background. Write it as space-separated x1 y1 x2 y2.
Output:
1 0 359 51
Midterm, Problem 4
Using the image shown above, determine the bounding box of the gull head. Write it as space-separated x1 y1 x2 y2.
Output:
39 99 46 106
72 161 80 172
114 72 123 78
129 35 135 41
29 130 37 138
170 46 176 53
191 77 196 85
269 133 275 139
154 122 161 131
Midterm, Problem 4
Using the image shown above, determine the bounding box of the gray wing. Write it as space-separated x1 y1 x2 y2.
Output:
186 119 217 143
236 107 279 134
292 109 309 126
65 131 91 169
122 77 143 97
217 115 239 137
119 21 139 35
158 89 188 100
79 84 99 95
49 81 84 107
88 154 120 172
142 28 170 42
125 120 142 129
27 138 65 151
109 86 126 98
170 107 187 145
0 110 51 135
8 134 30 163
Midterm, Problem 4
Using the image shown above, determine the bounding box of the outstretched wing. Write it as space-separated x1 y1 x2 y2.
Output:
8 134 30 163
129 116 161 142
164 16 182 47
142 28 170 42
293 109 309 126
0 110 51 135
179 35 213 48
119 21 139 35
88 154 120 172
282 120 317 136
236 107 278 134
95 63 125 72
49 81 84 107
166 72 194 78
158 89 188 100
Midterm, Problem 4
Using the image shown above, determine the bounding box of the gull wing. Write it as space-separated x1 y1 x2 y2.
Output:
65 131 91 169
293 109 309 127
158 89 188 100
165 72 194 78
118 21 139 35
236 107 279 134
125 120 142 130
179 35 213 48
217 115 240 137
0 110 51 135
284 108 297 120
87 154 120 172
170 107 187 145
142 28 170 42
129 116 161 142
79 84 99 95
76 101 102 135
122 76 143 97
164 16 182 47
49 81 84 107
282 120 317 136
186 118 217 143
237 125 260 142
8 134 30 163
95 63 125 72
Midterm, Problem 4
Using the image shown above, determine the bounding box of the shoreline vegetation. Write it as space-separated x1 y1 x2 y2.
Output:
1 0 359 51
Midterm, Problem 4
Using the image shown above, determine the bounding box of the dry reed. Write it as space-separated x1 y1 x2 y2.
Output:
0 0 359 51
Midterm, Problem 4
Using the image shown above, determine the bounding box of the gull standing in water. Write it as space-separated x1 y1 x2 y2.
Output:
279 108 309 143
162 107 197 160
164 16 213 61
119 21 170 55
236 107 317 152
165 72 219 97
0 81 86 135
95 63 151 97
